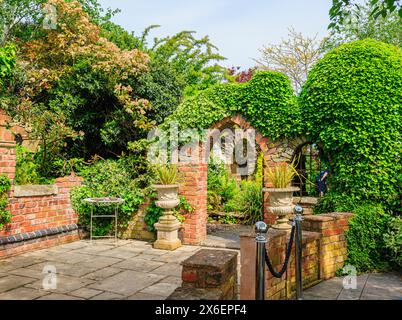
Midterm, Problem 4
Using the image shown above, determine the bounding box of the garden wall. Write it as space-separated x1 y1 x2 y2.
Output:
0 110 82 259
240 212 353 299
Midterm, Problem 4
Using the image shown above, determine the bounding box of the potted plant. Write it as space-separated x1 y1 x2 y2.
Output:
264 160 300 230
153 164 180 209
152 164 182 250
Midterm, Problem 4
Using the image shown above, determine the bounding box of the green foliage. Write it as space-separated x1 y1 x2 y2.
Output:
143 198 164 233
144 195 193 232
300 39 402 213
207 155 262 225
265 159 299 188
166 71 301 140
103 24 229 125
141 28 228 96
218 213 238 225
0 44 16 87
154 164 179 185
324 2 402 51
345 202 391 272
0 174 11 230
313 191 357 214
329 0 402 31
14 145 55 185
315 192 402 272
383 215 402 270
238 180 263 225
71 157 150 236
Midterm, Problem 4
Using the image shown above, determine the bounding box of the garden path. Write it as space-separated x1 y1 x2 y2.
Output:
304 272 402 300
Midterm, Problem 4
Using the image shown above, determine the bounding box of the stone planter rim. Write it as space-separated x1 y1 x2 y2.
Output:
263 187 300 193
152 184 180 189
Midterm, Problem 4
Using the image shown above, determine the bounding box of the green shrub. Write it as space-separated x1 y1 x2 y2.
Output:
71 157 149 236
345 202 391 272
383 216 402 271
14 146 55 185
0 175 11 230
313 192 357 214
240 180 263 225
300 39 402 212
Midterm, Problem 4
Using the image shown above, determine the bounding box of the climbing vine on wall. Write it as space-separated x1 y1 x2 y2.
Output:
0 175 11 230
165 71 302 140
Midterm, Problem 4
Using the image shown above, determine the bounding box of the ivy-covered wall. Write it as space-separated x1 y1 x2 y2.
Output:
165 71 302 141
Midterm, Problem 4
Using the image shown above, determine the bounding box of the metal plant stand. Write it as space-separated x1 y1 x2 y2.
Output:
83 197 124 242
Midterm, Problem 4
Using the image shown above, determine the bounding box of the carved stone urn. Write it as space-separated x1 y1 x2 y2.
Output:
152 184 182 250
264 187 300 230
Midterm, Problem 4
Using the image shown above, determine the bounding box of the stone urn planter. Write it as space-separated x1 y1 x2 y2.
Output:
152 184 182 250
264 187 300 230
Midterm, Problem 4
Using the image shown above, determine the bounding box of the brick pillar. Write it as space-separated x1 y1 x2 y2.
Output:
0 110 16 183
168 249 238 300
178 158 207 245
55 174 83 224
303 212 353 279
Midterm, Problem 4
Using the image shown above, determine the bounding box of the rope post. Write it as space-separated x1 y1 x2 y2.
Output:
255 221 268 300
294 204 304 300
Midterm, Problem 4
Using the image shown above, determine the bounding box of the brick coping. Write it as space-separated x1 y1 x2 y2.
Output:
0 224 79 245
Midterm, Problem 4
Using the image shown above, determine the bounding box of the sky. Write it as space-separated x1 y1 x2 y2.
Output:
97 0 333 69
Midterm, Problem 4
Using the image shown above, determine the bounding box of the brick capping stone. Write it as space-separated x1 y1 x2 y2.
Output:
13 184 58 197
168 249 238 300
0 223 79 245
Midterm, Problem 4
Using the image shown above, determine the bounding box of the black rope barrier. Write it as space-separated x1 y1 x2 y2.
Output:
264 224 296 278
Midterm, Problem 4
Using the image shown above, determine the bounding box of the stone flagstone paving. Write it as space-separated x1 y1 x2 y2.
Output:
304 272 402 300
0 239 401 300
0 240 201 300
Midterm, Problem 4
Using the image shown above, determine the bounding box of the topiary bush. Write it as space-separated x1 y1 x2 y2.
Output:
300 39 402 212
165 71 302 140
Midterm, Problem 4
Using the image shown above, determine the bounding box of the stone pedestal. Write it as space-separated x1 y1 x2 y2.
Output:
153 210 182 250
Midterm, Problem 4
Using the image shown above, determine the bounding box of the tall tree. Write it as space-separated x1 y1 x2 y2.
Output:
329 0 402 31
255 28 323 93
324 1 402 50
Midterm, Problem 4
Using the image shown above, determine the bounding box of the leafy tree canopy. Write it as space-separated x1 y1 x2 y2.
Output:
329 0 402 31
324 0 402 50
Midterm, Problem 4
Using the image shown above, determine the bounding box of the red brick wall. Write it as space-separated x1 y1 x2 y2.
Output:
0 110 82 258
0 175 82 237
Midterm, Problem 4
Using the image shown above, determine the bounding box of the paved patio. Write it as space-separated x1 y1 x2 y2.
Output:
0 239 401 300
304 272 402 300
0 240 204 300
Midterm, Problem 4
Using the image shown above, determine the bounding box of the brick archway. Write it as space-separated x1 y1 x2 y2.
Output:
178 115 308 245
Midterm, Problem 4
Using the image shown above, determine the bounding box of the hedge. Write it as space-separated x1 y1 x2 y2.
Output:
300 39 402 212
